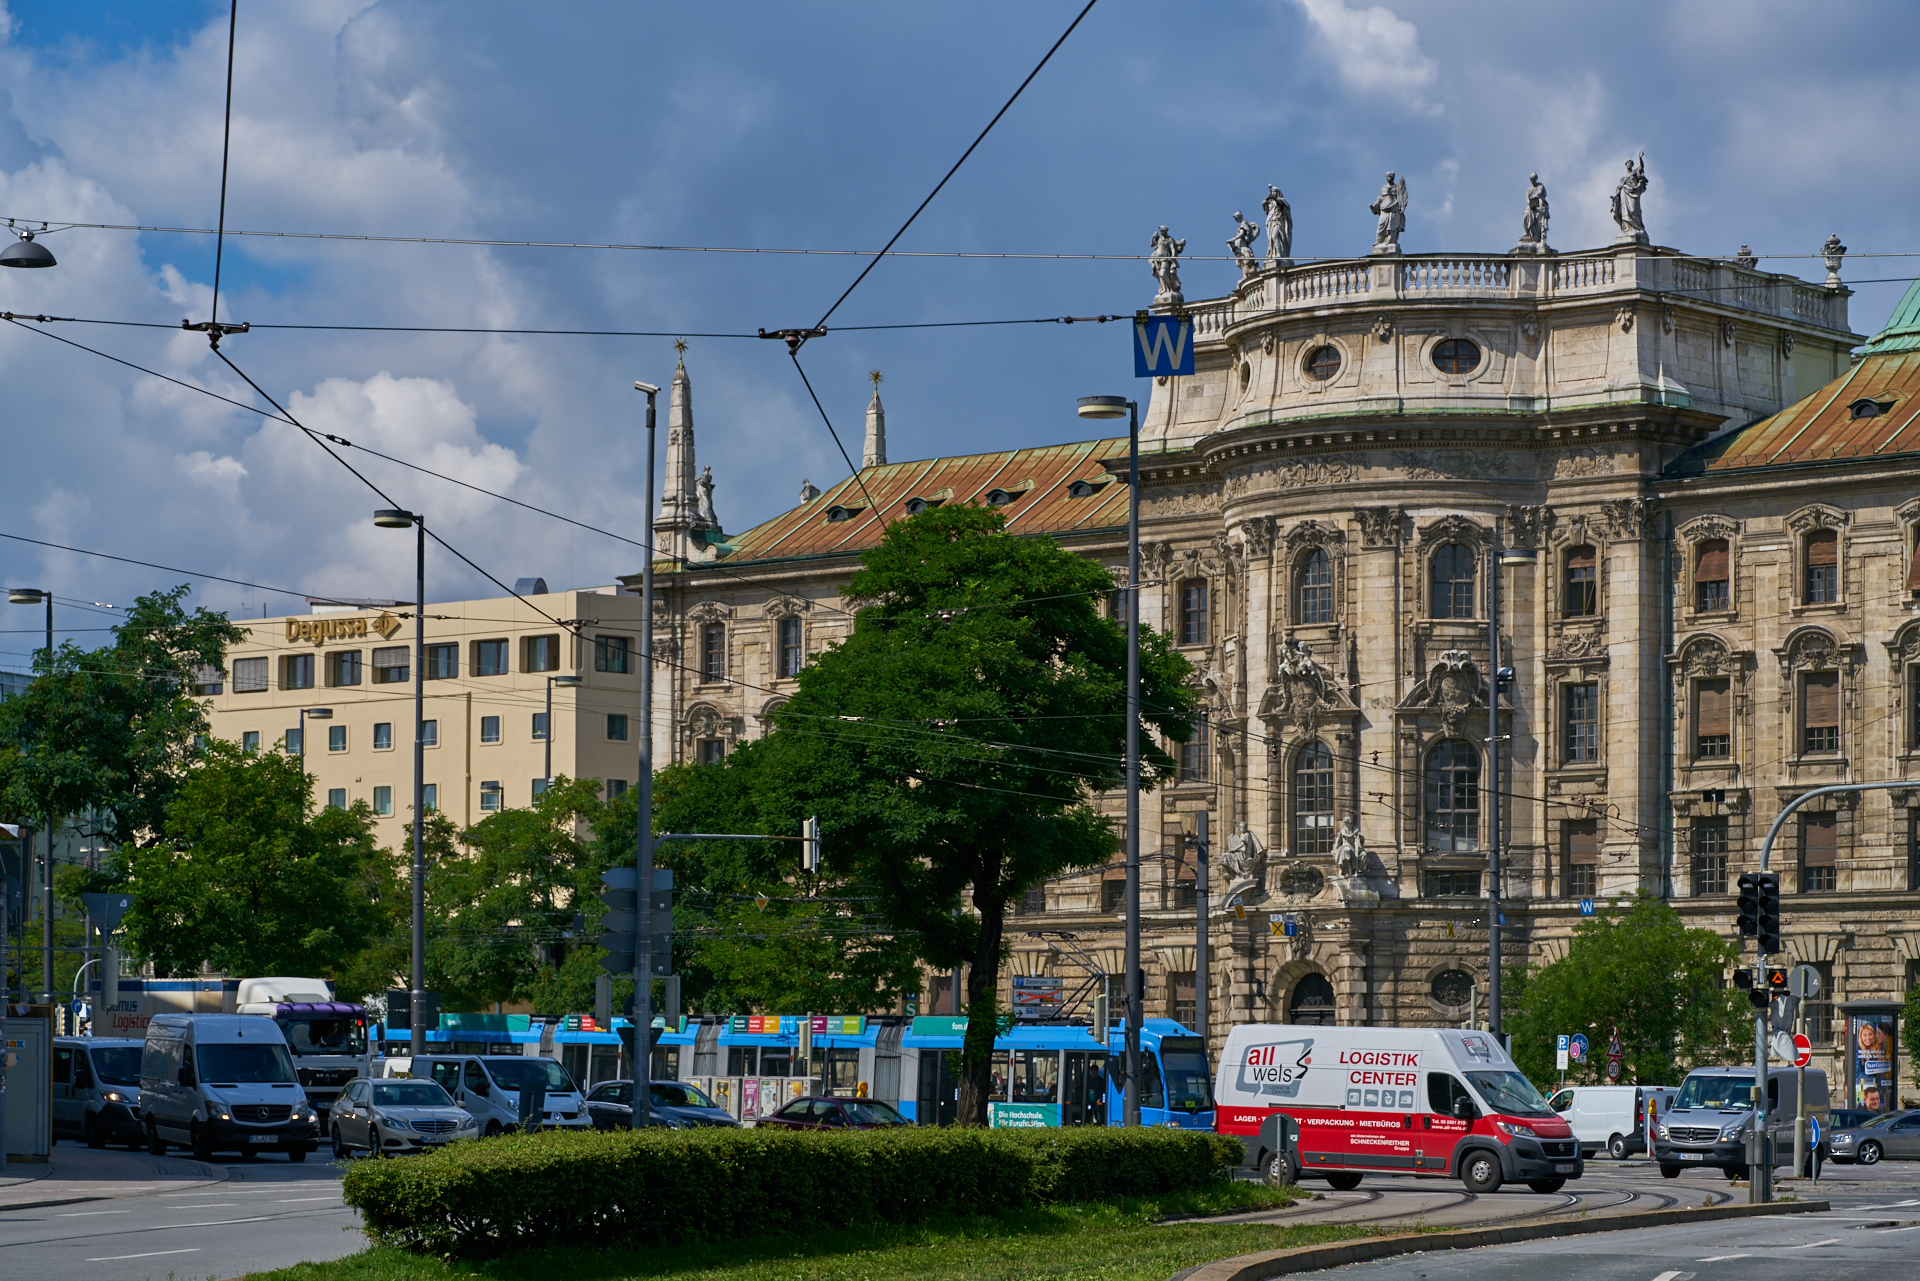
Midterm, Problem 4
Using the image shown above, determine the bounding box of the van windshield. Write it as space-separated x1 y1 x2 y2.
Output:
276 1016 367 1056
198 1042 297 1085
1674 1074 1752 1111
482 1058 575 1092
91 1047 142 1086
1465 1071 1556 1118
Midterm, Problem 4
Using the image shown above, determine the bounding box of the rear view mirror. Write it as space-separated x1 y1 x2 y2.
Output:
1452 1098 1473 1120
178 1065 196 1088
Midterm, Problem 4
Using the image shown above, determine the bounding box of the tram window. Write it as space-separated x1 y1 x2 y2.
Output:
990 1050 1010 1101
1011 1049 1059 1104
1158 1036 1214 1112
1142 1053 1165 1109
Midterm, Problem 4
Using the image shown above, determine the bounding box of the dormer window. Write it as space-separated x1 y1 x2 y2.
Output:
826 505 860 523
1850 398 1895 419
1067 479 1106 499
986 488 1019 506
904 496 942 515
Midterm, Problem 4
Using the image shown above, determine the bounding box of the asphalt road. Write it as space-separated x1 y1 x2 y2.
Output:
0 1144 362 1281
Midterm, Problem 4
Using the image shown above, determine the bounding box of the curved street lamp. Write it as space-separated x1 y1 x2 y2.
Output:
375 507 429 1057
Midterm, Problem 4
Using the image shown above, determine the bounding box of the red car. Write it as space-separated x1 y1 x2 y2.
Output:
758 1096 910 1130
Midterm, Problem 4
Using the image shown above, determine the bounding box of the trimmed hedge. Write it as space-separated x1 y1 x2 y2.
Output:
342 1125 1243 1258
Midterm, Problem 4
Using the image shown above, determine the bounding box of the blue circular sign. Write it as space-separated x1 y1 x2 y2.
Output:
1570 1034 1590 1061
1809 1116 1821 1146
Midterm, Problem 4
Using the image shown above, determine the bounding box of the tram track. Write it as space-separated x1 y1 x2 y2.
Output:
1192 1169 1732 1231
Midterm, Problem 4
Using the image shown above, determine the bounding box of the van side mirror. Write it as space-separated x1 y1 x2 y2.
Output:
1452 1097 1474 1120
471 1077 490 1096
178 1063 196 1087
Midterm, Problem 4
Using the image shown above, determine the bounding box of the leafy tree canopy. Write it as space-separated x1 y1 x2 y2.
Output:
1505 893 1746 1087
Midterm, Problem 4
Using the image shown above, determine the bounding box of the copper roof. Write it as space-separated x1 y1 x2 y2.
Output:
1669 278 1920 475
705 438 1132 566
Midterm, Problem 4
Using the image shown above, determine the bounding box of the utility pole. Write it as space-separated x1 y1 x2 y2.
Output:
1195 809 1209 1045
632 379 660 1128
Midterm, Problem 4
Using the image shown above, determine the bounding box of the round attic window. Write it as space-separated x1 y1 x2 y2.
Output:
1433 338 1481 375
1431 969 1473 1010
1304 345 1341 381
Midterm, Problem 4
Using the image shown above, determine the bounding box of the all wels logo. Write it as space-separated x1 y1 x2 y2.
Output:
1238 1038 1313 1098
374 612 403 640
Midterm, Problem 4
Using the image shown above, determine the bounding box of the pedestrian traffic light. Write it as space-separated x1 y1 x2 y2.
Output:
1765 966 1790 995
1736 873 1760 937
1756 872 1781 955
599 867 674 977
801 815 821 872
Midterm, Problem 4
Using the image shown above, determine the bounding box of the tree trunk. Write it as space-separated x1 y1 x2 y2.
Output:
955 897 1006 1126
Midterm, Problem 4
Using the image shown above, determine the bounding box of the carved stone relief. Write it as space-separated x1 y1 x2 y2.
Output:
1425 649 1483 736
1145 484 1222 517
1786 504 1848 534
1416 513 1491 550
1783 629 1841 672
1506 504 1555 549
1554 447 1619 478
1222 455 1361 501
1679 636 1732 676
1548 631 1607 662
1396 450 1509 481
687 600 733 625
1238 515 1275 558
1355 507 1405 548
1615 306 1635 333
764 594 810 618
1600 498 1658 541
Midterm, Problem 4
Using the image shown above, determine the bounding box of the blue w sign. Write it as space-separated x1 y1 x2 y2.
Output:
1134 314 1194 378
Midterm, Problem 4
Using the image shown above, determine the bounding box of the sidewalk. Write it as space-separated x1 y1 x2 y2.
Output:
0 1142 228 1212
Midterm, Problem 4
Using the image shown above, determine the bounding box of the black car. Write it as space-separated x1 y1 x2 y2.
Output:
586 1079 739 1130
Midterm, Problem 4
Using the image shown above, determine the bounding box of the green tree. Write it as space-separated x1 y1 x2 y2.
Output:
112 739 400 981
675 505 1196 1124
0 585 244 848
1505 893 1747 1087
1902 985 1920 1090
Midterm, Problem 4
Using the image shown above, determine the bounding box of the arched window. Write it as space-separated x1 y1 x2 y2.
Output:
1296 548 1334 625
1287 973 1336 1026
1293 742 1336 855
1695 538 1730 611
1424 740 1480 853
1562 544 1597 617
1430 543 1478 619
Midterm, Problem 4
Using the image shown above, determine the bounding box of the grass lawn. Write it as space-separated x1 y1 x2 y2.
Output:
251 1183 1391 1281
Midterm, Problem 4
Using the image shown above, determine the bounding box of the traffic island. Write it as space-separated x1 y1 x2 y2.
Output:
1167 1197 1830 1281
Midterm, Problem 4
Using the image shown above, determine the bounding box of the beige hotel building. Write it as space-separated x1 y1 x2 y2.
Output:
202 585 652 845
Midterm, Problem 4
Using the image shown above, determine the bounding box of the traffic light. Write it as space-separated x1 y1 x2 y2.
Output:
599 867 674 977
1765 967 1797 1031
1736 873 1760 937
801 815 821 872
1756 872 1782 955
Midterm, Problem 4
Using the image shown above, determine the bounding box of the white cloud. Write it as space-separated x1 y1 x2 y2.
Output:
1296 0 1440 110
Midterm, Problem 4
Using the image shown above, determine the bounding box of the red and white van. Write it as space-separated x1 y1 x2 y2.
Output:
1214 1023 1582 1194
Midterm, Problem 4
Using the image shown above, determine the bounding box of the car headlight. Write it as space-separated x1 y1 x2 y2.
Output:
1494 1121 1538 1139
1719 1122 1745 1140
457 1115 479 1129
103 1091 123 1103
214 1109 232 1122
1656 1122 1670 1140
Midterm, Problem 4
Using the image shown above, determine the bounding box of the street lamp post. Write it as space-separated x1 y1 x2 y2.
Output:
544 675 583 790
8 587 53 1001
632 379 660 1120
375 508 428 1057
1076 395 1140 1125
1486 539 1535 1040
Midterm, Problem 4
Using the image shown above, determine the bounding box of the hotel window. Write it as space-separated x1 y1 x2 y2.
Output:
241 730 260 753
1695 539 1730 611
282 653 315 690
422 719 438 747
1695 679 1731 759
327 788 347 809
700 625 727 682
532 777 550 799
1562 545 1597 617
777 617 804 679
698 739 725 766
473 639 509 676
328 725 347 753
606 778 628 798
1804 531 1838 604
1170 971 1196 1027
1179 580 1209 646
1107 586 1129 625
532 712 549 742
285 727 303 755
328 650 362 687
1102 874 1126 913
1169 852 1196 908
1423 869 1482 898
1177 719 1209 783
372 645 409 684
1423 739 1480 853
190 664 224 696
1563 820 1598 898
1014 883 1045 915
1691 818 1729 895
421 783 437 811
1429 544 1478 620
480 785 502 813
607 713 629 742
524 634 560 673
1802 670 1840 754
373 722 392 751
1800 811 1837 892
1293 742 1336 855
594 634 631 674
373 786 393 817
1562 682 1600 763
425 644 458 680
1296 549 1333 625
232 656 269 693
480 715 501 744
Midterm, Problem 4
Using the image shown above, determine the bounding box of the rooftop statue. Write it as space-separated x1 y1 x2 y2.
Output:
1610 154 1648 244
1369 172 1409 255
1263 184 1293 268
1516 172 1551 254
1227 211 1262 277
1150 225 1186 306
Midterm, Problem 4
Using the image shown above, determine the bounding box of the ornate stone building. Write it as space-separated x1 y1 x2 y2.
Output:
633 183 1918 1094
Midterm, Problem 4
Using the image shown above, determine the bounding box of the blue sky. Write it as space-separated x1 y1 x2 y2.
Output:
1 0 1916 658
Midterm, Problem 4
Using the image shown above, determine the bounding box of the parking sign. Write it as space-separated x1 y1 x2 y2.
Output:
1134 314 1195 378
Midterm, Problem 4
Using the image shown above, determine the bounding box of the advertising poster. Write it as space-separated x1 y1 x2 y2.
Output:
741 1077 760 1118
759 1079 783 1116
1850 1014 1897 1113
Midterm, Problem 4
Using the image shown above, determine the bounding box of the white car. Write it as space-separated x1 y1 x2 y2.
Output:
413 1055 590 1135
330 1077 478 1157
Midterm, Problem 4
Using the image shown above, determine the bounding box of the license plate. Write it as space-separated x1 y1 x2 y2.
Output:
1553 1163 1574 1173
249 1134 278 1144
1679 1152 1705 1161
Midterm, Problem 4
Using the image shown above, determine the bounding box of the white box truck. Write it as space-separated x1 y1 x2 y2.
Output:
1214 1023 1582 1194
235 977 370 1123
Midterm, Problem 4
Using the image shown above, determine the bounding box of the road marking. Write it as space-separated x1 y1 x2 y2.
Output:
1877 1225 1920 1234
86 1248 201 1262
1697 1255 1750 1263
274 1195 340 1203
1784 1239 1842 1250
1649 1271 1695 1281
167 1202 235 1208
57 1209 131 1217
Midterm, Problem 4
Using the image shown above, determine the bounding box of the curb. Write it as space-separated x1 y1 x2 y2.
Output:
0 1152 231 1215
1171 1198 1831 1281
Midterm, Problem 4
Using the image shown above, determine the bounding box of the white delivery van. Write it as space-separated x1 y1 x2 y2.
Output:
1545 1084 1676 1159
1651 1065 1828 1179
51 1036 146 1149
1215 1023 1581 1194
411 1054 589 1136
138 1014 321 1161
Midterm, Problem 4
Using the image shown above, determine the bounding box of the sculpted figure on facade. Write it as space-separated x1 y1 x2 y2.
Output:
696 466 720 528
1370 172 1409 254
1610 154 1649 243
1221 821 1264 881
1517 173 1551 252
1262 185 1293 268
1227 211 1262 277
1734 244 1758 269
1149 225 1186 305
1823 233 1848 288
1427 650 1482 736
